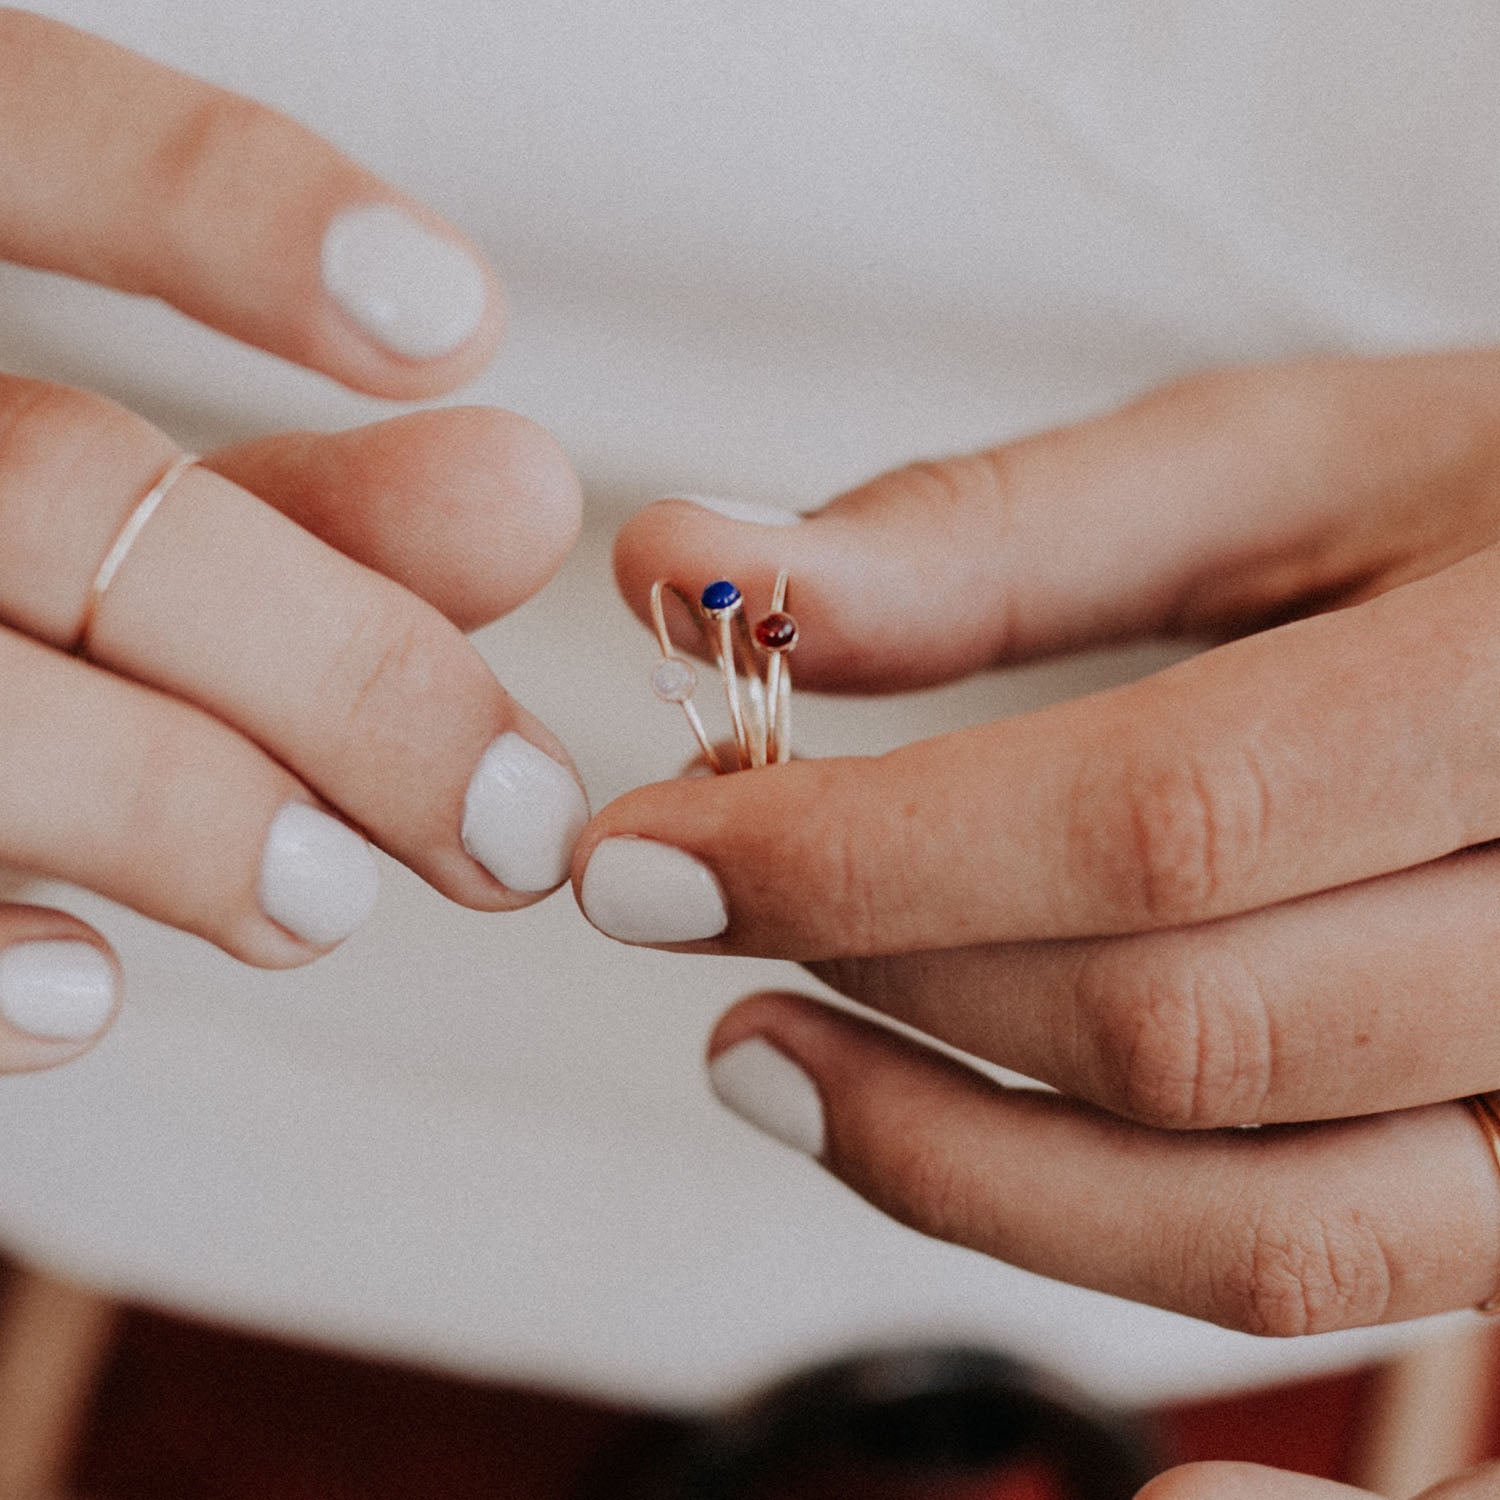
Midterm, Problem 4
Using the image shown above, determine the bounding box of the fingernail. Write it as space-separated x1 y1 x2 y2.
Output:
709 1038 825 1157
0 942 115 1041
579 836 727 943
259 803 380 946
461 732 590 893
322 204 488 360
668 494 804 527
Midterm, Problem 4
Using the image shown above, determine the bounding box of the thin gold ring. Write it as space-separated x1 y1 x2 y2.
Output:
1463 1092 1500 1314
701 583 752 769
648 580 724 774
754 569 797 765
74 453 198 658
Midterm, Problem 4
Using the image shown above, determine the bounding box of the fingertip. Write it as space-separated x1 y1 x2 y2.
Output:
0 915 122 1073
708 990 843 1061
612 498 794 633
613 491 999 692
372 404 581 629
208 406 581 631
1136 1464 1365 1500
707 993 833 1160
475 409 584 613
314 201 507 399
459 726 591 901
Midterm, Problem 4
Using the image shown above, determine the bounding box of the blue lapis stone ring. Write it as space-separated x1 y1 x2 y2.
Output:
699 579 742 616
699 580 752 763
646 572 797 773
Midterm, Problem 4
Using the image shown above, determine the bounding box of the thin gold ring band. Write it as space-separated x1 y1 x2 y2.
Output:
1463 1092 1500 1314
74 453 197 658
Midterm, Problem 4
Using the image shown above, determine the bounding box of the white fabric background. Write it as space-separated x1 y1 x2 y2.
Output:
0 0 1493 1407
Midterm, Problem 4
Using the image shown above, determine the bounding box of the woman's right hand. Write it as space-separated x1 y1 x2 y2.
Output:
0 9 585 1072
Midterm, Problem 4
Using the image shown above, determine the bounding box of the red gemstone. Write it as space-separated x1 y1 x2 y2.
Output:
754 611 798 651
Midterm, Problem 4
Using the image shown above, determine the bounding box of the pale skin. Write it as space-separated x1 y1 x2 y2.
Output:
12 8 1498 1487
0 10 583 1071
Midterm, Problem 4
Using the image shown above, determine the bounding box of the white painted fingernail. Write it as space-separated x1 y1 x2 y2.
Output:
579 836 727 943
0 942 115 1041
461 733 590 893
668 494 804 527
710 1038 825 1157
322 204 488 360
259 803 380 946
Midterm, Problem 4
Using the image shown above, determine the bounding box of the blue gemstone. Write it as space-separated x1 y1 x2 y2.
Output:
700 579 742 613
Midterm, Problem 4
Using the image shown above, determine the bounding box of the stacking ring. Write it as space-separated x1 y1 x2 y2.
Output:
74 452 198 658
646 572 799 773
1463 1092 1500 1314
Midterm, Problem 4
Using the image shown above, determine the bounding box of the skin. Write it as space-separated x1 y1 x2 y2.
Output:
0 11 582 1071
589 351 1500 1336
1135 1460 1500 1498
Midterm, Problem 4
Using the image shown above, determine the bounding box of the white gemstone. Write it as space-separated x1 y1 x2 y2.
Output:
651 658 697 703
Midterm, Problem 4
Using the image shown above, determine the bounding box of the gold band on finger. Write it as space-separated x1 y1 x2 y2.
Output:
699 579 753 768
1463 1092 1500 1314
74 453 198 658
649 579 724 774
752 569 797 765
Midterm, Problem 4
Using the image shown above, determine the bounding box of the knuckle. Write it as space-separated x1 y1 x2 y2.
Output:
146 89 299 255
1071 743 1271 928
1075 942 1275 1129
0 384 137 611
1216 1203 1392 1337
0 382 113 494
320 600 471 757
780 771 894 955
896 450 1013 527
112 708 234 927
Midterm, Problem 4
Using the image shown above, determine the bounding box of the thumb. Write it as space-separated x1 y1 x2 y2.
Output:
613 353 1500 693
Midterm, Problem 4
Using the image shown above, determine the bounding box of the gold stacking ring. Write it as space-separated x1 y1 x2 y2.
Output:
1463 1092 1500 1314
75 453 197 658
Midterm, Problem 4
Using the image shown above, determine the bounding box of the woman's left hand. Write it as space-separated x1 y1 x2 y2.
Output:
579 351 1500 1338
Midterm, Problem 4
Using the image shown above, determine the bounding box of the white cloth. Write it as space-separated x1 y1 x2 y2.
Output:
0 0 1492 1408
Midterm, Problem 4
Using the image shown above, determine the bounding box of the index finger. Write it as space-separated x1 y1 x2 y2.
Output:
575 549 1497 956
0 9 501 396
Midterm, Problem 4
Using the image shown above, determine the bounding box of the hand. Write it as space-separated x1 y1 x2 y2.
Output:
0 10 584 1073
584 351 1500 1335
1139 1460 1500 1498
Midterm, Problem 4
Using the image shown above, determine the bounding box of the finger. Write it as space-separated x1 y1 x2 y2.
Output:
809 845 1500 1129
204 406 583 633
1419 1464 1500 1499
1138 1465 1373 1500
1139 1462 1500 1500
0 906 120 1072
0 380 586 907
578 545 1500 955
0 625 377 966
705 994 1500 1334
613 352 1500 692
0 10 501 397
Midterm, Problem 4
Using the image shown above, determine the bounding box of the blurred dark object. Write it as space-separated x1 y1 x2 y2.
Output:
0 1249 1478 1496
573 1346 1157 1500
